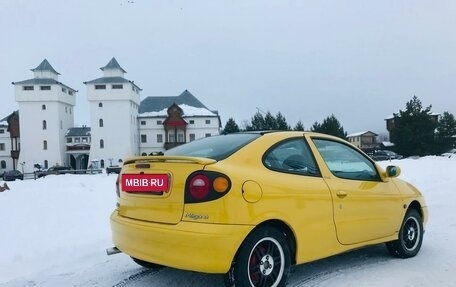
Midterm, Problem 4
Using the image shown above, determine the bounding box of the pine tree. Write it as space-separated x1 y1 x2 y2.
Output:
264 112 277 130
311 114 347 139
222 117 240 134
275 112 291 130
390 96 437 156
246 112 265 131
436 111 456 153
293 121 305 131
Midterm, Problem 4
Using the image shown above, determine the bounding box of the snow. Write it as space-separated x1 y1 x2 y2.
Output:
1 156 455 286
346 131 376 137
139 104 217 117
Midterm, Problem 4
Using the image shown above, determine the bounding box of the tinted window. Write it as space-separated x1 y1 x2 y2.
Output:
313 138 380 181
165 133 260 160
263 138 320 176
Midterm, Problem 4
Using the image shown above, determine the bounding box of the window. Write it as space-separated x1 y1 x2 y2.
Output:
42 104 46 110
189 133 195 142
141 134 147 143
95 85 106 90
313 138 380 181
69 107 72 114
69 90 74 96
99 119 103 127
100 139 104 149
23 86 34 91
65 107 68 113
0 143 5 151
82 137 88 143
98 102 103 107
44 160 48 169
205 133 211 137
178 134 185 143
75 137 80 143
157 134 163 143
0 129 4 134
169 134 175 143
67 138 72 143
0 160 5 169
140 120 146 125
205 120 211 124
42 120 47 130
263 138 320 176
165 133 261 161
40 86 51 90
62 88 67 93
112 84 123 89
189 120 195 124
100 159 105 168
157 120 162 125
43 140 48 150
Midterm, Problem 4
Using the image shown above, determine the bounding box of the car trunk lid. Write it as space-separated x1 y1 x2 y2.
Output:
117 156 216 224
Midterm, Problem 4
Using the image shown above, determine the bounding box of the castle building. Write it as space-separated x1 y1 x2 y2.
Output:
1 58 221 174
83 58 141 169
0 111 20 171
12 59 77 172
0 117 13 171
138 90 221 154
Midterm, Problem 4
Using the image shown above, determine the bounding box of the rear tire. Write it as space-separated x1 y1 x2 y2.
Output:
386 209 423 258
225 227 291 287
131 257 163 269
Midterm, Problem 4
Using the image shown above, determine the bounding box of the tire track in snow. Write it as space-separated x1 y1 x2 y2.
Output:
289 245 392 286
109 245 393 286
111 268 162 287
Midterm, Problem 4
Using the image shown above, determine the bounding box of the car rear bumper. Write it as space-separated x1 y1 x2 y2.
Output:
110 210 253 273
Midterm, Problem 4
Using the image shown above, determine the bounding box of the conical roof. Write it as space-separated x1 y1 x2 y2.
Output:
100 57 127 73
31 59 60 75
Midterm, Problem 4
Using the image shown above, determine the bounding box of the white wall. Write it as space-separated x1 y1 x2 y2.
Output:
87 82 140 167
137 115 221 154
15 84 75 172
0 125 13 173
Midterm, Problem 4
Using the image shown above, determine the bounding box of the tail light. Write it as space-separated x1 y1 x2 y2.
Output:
185 171 231 203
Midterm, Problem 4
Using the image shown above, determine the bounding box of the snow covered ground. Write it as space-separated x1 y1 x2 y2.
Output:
0 156 455 286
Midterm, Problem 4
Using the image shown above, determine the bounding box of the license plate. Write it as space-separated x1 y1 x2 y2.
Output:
121 174 169 193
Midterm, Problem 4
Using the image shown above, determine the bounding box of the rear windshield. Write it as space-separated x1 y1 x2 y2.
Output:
165 133 261 160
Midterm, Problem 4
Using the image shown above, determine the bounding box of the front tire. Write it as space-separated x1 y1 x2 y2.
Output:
386 209 424 258
225 227 291 287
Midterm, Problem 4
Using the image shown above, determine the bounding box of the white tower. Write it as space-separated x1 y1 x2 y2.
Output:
84 57 141 168
13 59 76 172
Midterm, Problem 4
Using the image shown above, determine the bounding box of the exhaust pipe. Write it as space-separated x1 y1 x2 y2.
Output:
106 246 122 256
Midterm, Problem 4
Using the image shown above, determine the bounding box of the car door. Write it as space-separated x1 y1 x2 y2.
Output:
262 137 337 261
310 137 404 245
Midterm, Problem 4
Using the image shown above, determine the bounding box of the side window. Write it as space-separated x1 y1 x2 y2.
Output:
263 138 320 176
312 138 380 181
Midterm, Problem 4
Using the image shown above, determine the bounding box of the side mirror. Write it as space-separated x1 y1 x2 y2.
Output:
386 165 401 178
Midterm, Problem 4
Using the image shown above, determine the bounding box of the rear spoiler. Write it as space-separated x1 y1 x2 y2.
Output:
123 155 217 166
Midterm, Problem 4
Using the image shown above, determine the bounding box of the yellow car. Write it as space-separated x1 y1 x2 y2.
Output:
109 131 427 287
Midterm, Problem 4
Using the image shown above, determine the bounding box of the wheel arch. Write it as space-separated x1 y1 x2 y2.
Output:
234 219 297 265
408 200 423 218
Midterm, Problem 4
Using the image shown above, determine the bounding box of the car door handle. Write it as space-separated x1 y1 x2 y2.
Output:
336 191 348 198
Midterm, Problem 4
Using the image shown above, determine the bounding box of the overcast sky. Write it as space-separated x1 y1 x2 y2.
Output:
1 0 455 135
